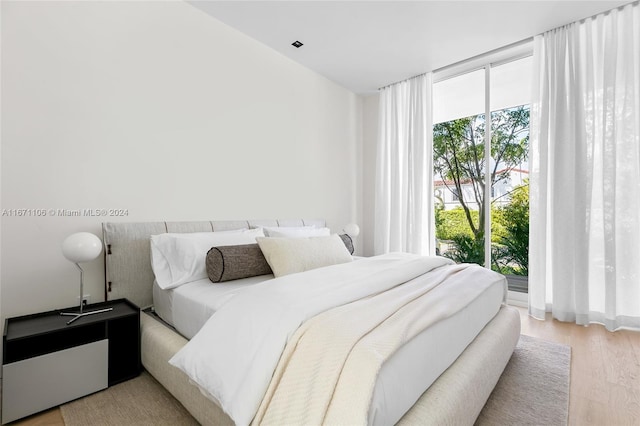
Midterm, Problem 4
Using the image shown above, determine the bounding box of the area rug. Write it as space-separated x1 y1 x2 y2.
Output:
60 372 198 426
476 334 571 426
61 334 570 426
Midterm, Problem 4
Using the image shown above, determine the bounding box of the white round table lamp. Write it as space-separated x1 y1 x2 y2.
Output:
61 232 112 325
62 232 102 263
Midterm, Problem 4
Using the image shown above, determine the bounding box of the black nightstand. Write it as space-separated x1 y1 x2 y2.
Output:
2 298 141 424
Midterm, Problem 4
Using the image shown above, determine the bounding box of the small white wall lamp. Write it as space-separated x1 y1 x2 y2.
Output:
343 223 360 238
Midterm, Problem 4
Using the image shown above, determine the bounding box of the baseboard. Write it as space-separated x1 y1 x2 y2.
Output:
507 290 527 308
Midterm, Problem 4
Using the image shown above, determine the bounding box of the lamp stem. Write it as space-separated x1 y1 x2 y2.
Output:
61 260 112 325
75 263 84 314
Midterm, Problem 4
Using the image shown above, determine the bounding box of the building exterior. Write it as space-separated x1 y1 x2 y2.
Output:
434 168 528 210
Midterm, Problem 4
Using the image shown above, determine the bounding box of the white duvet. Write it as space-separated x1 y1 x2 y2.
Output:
169 253 460 425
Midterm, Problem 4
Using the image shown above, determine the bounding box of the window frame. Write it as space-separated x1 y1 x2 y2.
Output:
432 39 533 299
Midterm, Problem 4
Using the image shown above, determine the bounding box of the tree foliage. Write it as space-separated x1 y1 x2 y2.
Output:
433 106 530 243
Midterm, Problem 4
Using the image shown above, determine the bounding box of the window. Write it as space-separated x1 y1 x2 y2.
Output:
433 46 532 293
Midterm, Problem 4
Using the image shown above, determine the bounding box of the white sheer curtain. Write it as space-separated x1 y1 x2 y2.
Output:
529 2 640 331
374 73 435 255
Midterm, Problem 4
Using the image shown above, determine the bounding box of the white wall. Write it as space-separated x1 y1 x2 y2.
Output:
1 1 363 324
361 94 379 256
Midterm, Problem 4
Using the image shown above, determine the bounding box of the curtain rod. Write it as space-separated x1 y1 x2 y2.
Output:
377 0 637 91
576 0 637 24
377 72 428 92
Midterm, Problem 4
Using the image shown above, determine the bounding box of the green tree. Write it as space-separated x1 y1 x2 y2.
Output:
433 106 529 257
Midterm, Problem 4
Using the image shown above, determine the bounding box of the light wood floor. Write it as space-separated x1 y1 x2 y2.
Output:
8 306 640 426
518 306 640 426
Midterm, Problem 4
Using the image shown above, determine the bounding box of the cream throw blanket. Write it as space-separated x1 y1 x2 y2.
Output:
253 263 504 425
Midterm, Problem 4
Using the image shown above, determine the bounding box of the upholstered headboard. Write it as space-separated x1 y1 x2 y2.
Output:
102 219 326 309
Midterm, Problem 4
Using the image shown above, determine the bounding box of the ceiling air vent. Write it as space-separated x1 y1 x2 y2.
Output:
291 41 304 48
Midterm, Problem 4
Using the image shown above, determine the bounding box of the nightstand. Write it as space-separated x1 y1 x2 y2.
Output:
2 298 141 424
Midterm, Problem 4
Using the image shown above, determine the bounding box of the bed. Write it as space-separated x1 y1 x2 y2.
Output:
102 219 521 426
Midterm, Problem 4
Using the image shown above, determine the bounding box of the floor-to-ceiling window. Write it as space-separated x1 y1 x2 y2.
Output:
433 46 532 294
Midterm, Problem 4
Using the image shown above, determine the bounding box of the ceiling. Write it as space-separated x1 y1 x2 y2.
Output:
189 1 632 95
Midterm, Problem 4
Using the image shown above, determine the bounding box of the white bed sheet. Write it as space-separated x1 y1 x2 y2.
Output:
153 259 367 336
158 263 504 425
153 274 274 339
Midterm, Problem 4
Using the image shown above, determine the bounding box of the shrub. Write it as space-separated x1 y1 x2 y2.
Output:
436 207 507 243
496 184 529 275
443 235 485 265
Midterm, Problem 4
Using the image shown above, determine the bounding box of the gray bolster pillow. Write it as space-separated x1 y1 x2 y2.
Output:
206 243 273 283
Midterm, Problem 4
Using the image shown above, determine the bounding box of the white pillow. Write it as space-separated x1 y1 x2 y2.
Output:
263 226 331 238
256 234 352 277
151 228 265 289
